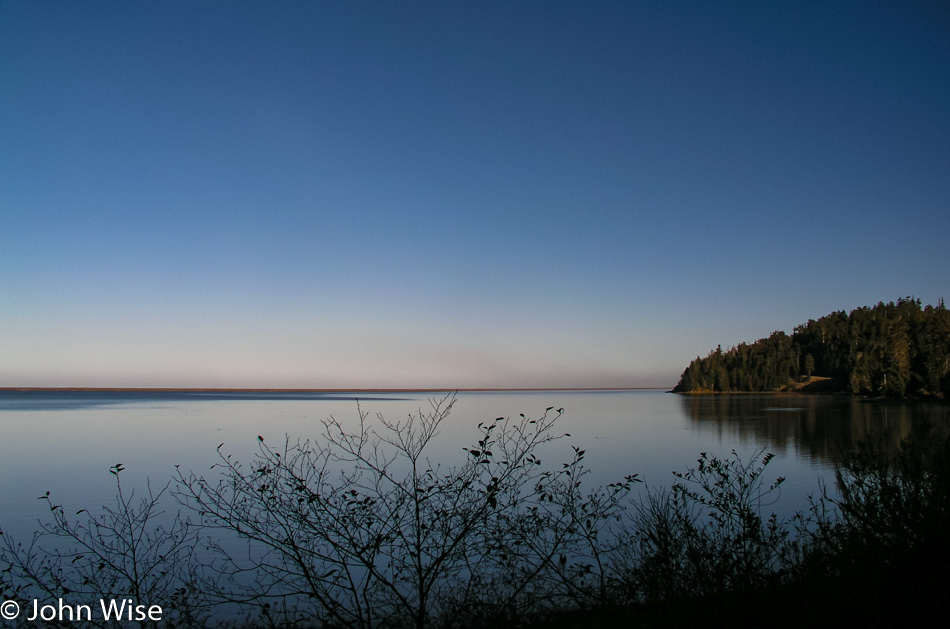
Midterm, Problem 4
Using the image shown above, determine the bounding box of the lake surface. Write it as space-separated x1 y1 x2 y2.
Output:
1 389 947 543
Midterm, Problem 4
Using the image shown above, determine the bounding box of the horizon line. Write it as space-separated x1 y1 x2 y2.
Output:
0 386 670 393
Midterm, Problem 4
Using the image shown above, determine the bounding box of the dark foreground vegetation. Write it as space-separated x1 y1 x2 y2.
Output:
673 298 950 397
3 395 949 628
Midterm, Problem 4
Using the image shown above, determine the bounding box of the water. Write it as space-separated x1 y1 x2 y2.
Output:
3 389 947 624
2 388 946 544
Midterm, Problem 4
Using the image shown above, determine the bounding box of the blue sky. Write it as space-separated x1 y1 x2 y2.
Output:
1 1 948 389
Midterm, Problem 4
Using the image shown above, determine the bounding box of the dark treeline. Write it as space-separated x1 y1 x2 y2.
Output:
673 298 950 397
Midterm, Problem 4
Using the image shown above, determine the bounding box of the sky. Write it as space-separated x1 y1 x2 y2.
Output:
1 1 948 389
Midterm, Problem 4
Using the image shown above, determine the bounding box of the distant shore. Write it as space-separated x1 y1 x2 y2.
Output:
672 376 844 395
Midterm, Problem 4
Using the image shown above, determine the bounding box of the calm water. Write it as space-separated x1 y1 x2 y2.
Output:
1 389 947 542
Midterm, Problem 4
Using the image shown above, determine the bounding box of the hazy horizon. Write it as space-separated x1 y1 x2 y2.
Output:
2 1 947 389
0 386 666 392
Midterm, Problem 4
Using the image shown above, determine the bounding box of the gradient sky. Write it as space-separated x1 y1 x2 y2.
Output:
1 1 948 389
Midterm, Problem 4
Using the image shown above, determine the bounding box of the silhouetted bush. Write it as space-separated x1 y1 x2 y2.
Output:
0 465 207 628
172 394 637 628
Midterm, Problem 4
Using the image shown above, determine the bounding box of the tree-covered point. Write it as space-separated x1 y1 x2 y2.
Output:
673 298 950 398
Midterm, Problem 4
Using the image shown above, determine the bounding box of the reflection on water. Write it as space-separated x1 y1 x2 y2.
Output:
679 394 950 467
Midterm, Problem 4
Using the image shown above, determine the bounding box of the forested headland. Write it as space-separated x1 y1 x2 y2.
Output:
673 298 950 397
